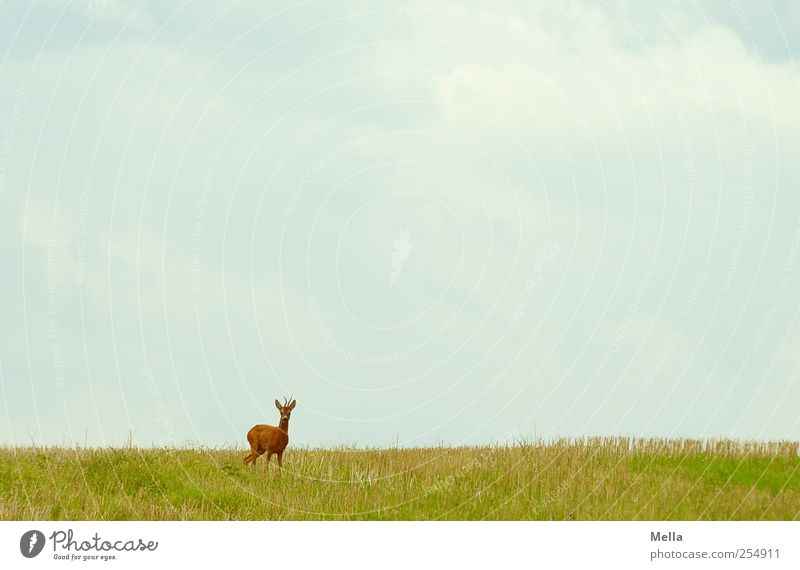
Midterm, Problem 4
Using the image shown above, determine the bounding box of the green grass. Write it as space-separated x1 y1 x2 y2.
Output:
1 438 798 520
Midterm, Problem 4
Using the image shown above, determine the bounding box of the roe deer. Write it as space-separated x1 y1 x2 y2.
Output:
243 397 296 468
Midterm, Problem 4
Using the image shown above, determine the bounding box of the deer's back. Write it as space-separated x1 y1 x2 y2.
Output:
247 424 288 453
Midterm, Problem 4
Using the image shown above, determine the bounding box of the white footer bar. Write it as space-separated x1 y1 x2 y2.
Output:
2 522 797 569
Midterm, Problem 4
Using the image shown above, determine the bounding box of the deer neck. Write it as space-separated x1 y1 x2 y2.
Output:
279 418 290 433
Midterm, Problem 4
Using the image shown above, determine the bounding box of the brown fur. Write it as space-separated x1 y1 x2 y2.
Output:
244 398 296 469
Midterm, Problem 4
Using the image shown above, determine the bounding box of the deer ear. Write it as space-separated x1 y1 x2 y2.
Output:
289 399 296 410
275 399 282 410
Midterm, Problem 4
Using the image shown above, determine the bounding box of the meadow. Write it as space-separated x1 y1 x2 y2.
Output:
1 438 798 520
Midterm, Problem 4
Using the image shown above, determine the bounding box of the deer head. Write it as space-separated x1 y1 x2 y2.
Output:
274 397 296 425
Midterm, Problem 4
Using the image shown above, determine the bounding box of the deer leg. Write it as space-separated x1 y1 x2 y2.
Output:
276 452 283 469
266 451 274 468
246 448 263 467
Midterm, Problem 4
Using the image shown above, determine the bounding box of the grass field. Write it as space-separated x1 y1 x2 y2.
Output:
1 438 798 520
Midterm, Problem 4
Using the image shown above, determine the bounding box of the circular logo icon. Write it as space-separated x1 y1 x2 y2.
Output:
20 530 45 558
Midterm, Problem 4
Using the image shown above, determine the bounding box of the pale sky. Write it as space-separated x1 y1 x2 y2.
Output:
1 0 799 447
